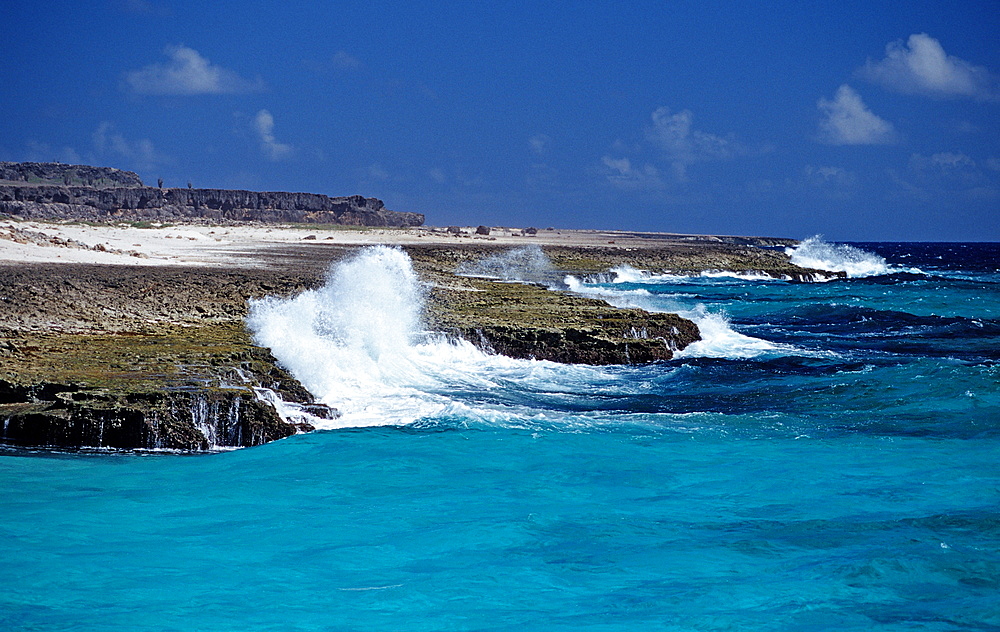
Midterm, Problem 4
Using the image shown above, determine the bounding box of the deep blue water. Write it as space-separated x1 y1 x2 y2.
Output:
2 240 999 631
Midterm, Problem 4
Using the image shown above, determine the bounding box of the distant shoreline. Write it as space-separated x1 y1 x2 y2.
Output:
1 217 799 267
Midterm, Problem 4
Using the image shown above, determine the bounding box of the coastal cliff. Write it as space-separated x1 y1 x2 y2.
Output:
0 162 424 227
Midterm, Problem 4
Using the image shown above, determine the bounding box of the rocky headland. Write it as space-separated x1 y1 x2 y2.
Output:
0 162 842 452
0 162 423 227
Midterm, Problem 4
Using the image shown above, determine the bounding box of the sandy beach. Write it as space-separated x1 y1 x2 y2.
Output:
0 219 752 268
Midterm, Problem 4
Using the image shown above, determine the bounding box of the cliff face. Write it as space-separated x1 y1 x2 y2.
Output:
0 162 424 227
0 161 143 188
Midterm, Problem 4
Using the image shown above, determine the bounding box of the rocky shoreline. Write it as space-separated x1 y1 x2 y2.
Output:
0 163 841 452
0 236 838 452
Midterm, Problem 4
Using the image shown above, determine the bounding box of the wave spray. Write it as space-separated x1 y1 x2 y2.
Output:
247 246 469 427
785 236 913 277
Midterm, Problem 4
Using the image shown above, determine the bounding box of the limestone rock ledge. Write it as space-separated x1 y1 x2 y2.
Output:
0 162 423 227
0 382 296 451
426 278 699 364
0 261 337 452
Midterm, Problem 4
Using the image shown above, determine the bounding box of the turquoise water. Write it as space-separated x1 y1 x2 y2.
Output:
2 241 999 630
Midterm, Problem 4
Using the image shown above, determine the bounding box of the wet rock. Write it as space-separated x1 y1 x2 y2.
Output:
0 381 293 450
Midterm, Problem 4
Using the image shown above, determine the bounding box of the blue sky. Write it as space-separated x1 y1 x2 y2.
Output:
2 1 998 241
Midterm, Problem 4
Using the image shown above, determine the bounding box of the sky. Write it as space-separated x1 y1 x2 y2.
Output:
2 1 998 241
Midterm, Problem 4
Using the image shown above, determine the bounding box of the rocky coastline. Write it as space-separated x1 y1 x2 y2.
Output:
0 162 842 453
0 238 838 452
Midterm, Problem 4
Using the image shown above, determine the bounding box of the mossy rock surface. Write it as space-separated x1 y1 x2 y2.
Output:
2 238 822 449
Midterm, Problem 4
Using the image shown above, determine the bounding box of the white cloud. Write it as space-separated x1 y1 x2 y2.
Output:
600 156 664 191
904 151 997 199
331 51 363 70
529 134 551 156
816 85 896 145
801 165 858 198
25 141 82 165
127 45 264 95
120 0 171 16
804 165 856 184
253 110 293 160
368 164 390 180
910 151 976 172
646 107 744 180
860 33 999 100
92 121 166 169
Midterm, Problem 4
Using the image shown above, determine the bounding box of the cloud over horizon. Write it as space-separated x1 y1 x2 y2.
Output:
646 107 746 181
817 85 896 145
600 156 664 191
92 121 167 170
860 33 999 101
253 110 292 160
126 45 265 95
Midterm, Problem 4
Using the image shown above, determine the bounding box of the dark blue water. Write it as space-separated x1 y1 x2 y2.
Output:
2 241 998 630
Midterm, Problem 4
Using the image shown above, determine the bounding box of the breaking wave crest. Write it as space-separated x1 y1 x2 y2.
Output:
605 265 778 283
564 275 795 359
246 246 811 433
246 247 628 429
786 236 921 278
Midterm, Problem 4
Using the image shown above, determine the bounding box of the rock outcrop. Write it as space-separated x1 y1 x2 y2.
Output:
0 162 424 227
407 245 702 364
0 161 144 188
0 381 297 451
0 261 336 452
427 279 700 364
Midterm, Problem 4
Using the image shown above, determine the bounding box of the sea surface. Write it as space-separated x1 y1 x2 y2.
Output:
2 239 999 631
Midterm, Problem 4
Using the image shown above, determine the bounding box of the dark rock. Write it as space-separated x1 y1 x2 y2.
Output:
0 162 424 227
0 161 144 188
420 266 700 364
0 261 339 452
0 381 293 450
476 225 491 235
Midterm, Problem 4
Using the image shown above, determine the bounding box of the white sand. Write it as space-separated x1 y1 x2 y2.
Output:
0 220 684 268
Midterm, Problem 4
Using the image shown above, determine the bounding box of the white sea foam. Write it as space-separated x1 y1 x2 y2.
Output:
565 275 793 359
786 236 921 278
247 246 622 429
606 265 779 284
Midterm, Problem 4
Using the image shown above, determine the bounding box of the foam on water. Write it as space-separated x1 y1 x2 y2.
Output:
247 246 624 429
786 236 921 278
564 275 794 359
606 265 777 284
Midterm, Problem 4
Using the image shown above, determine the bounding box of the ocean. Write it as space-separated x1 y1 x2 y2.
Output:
2 239 998 630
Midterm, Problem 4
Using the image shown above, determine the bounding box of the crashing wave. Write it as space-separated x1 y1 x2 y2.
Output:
564 275 795 359
786 236 921 278
247 246 635 429
604 265 783 284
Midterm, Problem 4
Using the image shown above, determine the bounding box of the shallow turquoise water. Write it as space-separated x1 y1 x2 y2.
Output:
2 241 999 630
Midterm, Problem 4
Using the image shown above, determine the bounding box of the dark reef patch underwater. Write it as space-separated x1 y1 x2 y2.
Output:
2 240 999 630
